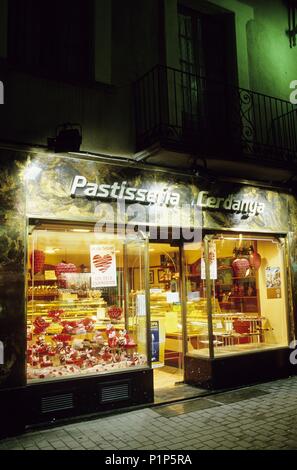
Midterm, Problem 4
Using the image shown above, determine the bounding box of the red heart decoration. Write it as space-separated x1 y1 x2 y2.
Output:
93 254 113 273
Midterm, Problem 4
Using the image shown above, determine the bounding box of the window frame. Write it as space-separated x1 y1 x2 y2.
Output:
26 218 151 385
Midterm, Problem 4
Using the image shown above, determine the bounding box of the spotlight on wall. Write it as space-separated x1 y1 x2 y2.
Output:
48 123 82 153
24 163 42 181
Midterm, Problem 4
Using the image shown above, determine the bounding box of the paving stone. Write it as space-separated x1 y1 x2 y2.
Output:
2 377 297 450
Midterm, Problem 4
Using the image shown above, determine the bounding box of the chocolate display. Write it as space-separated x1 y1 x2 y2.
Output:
27 325 145 380
27 303 145 380
27 237 147 382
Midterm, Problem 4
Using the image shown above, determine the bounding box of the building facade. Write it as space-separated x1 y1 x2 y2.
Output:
1 0 297 436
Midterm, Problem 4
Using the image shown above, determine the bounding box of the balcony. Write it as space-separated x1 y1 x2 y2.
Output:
134 65 297 178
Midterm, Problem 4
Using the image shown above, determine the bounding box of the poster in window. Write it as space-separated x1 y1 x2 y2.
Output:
201 241 217 280
266 267 282 299
151 321 160 363
136 293 146 316
90 245 117 288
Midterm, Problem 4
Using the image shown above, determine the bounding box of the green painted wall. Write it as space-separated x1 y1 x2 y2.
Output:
210 0 254 89
164 0 297 99
245 0 297 100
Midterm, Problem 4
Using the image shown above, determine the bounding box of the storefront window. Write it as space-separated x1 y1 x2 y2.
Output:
27 224 148 382
184 236 288 358
206 234 288 357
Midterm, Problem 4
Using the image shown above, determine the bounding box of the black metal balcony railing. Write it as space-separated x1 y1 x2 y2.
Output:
134 65 297 163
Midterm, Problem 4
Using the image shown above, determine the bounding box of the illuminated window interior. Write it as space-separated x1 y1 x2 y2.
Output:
185 235 288 358
27 224 148 382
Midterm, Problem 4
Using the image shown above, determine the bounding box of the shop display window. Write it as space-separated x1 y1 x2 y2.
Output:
184 235 288 358
27 224 148 382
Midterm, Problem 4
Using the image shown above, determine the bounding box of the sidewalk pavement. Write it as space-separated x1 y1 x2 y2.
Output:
0 376 297 450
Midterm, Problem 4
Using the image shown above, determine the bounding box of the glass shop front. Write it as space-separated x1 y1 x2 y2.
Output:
21 156 296 426
26 223 290 395
184 235 288 358
1 152 296 436
27 224 149 382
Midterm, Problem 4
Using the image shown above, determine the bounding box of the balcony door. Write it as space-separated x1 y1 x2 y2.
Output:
178 8 205 131
178 6 238 155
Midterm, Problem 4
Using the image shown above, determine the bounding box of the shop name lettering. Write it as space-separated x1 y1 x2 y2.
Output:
70 176 265 216
71 176 180 206
197 191 265 216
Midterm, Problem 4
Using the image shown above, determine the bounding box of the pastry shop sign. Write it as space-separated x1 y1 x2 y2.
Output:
70 176 181 207
70 176 265 216
197 191 265 216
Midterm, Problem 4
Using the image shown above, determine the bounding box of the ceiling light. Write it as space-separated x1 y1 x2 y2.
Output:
44 248 60 255
71 229 91 233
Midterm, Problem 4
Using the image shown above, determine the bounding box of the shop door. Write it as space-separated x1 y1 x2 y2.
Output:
123 236 150 366
149 243 184 396
183 242 211 360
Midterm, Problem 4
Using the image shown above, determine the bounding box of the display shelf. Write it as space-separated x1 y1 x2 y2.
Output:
29 324 126 335
28 299 107 306
229 296 257 299
212 313 262 318
27 299 108 324
232 276 256 280
27 296 59 301
27 310 106 318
